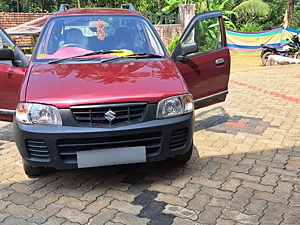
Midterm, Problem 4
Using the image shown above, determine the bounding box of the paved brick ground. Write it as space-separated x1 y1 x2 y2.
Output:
0 64 300 224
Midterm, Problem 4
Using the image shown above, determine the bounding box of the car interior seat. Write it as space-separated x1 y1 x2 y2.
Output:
64 28 87 48
113 27 133 50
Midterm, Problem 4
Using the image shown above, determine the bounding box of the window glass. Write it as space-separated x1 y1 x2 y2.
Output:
182 17 222 55
0 37 12 65
34 15 165 61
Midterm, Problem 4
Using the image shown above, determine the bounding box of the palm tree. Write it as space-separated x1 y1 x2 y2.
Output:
197 0 271 29
162 0 271 30
232 0 271 24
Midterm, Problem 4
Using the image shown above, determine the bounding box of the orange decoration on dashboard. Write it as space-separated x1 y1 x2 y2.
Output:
96 20 106 40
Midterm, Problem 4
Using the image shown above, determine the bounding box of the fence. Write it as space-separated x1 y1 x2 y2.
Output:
143 12 179 25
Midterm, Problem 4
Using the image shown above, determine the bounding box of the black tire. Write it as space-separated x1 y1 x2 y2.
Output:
173 142 193 164
22 160 44 177
261 51 272 66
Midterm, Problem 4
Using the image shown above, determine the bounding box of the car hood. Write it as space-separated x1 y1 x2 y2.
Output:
25 60 188 108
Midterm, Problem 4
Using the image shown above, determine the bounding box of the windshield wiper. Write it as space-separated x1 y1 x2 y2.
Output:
100 53 163 63
48 50 125 64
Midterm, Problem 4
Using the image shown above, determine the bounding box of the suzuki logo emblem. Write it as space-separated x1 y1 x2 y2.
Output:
104 110 116 122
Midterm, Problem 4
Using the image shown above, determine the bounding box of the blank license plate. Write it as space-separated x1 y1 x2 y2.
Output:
77 146 146 168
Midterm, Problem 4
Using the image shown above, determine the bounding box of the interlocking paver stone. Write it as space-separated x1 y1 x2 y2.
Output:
196 205 222 224
88 209 118 225
42 216 66 225
155 193 188 207
27 203 64 224
83 196 113 214
3 204 38 220
221 209 260 225
112 212 150 225
107 199 142 215
56 207 92 224
163 204 198 220
244 198 268 216
1 64 300 224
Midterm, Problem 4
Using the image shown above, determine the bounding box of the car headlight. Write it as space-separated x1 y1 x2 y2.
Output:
156 94 194 118
16 103 62 125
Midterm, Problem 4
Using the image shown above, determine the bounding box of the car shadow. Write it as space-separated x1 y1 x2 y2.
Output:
194 106 230 132
0 122 14 151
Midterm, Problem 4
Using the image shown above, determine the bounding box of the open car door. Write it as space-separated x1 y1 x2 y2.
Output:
171 11 230 109
0 27 28 122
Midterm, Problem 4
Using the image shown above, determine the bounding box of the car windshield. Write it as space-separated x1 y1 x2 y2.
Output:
34 15 166 62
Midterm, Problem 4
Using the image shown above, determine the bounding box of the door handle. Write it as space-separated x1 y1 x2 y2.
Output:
215 58 225 66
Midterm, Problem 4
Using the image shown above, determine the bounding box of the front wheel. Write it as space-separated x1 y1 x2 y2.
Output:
172 142 193 164
22 160 45 177
261 51 272 66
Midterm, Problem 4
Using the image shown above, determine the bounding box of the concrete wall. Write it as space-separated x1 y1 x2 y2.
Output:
154 4 195 48
154 24 182 48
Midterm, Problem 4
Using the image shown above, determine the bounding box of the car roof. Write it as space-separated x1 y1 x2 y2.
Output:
54 8 143 17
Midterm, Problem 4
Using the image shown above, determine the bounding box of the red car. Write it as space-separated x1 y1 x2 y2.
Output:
0 6 230 177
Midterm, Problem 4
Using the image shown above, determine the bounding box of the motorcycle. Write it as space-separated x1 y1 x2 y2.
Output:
261 35 300 66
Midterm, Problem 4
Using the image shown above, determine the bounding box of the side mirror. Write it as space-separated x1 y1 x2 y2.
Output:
176 43 198 61
12 60 22 67
181 43 198 56
0 48 15 61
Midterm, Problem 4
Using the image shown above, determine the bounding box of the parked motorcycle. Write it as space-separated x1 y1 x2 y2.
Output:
261 35 300 66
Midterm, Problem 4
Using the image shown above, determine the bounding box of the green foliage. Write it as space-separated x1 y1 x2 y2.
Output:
239 22 263 31
162 0 183 15
195 17 221 52
233 0 271 20
290 1 300 30
0 0 159 13
167 34 180 53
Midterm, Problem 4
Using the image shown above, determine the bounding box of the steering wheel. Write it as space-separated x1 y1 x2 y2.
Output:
61 43 85 48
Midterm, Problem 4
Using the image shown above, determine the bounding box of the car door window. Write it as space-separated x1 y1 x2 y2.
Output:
0 37 13 66
182 16 222 56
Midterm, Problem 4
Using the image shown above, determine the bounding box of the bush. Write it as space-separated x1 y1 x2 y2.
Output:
240 22 263 32
167 35 180 54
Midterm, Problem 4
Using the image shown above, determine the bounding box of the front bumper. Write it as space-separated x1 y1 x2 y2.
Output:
13 111 195 169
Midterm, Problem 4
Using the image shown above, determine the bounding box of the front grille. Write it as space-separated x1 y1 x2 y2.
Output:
26 139 50 161
170 128 188 150
57 132 162 164
71 102 147 127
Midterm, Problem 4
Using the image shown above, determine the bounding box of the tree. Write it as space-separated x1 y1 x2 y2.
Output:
283 0 295 27
232 0 271 24
158 0 162 10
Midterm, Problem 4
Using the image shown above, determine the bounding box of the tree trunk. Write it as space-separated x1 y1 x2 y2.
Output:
158 0 162 10
78 0 81 8
285 0 295 27
16 0 19 12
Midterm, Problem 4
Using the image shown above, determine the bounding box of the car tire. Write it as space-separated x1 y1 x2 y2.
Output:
22 160 44 177
173 142 193 164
